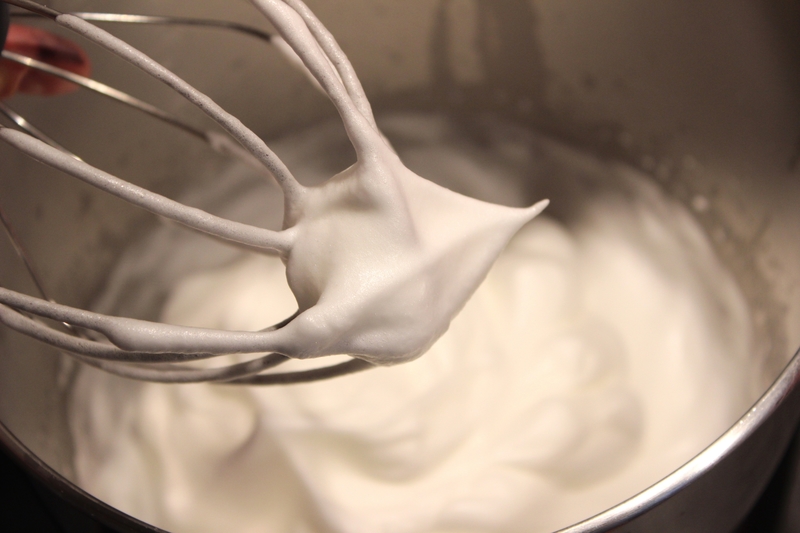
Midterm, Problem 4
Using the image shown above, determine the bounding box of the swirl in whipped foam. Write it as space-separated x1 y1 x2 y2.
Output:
71 115 752 533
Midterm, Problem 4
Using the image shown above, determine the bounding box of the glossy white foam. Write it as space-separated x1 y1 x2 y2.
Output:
71 116 753 533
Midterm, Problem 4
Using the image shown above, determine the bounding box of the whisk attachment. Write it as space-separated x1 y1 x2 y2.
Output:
0 0 548 385
0 0 373 384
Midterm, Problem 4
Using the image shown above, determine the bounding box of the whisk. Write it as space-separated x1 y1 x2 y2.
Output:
0 0 379 385
0 0 548 386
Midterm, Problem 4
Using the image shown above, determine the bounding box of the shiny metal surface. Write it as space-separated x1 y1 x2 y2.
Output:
0 1 799 531
1 49 209 142
0 101 72 153
561 349 800 532
11 10 275 43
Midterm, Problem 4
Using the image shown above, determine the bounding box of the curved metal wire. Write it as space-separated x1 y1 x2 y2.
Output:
9 10 274 44
0 101 75 154
1 49 210 141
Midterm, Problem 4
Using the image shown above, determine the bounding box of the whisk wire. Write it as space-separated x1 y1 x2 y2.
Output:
281 0 376 129
0 197 52 300
10 11 276 45
0 101 73 154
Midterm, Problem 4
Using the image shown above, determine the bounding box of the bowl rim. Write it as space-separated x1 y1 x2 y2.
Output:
0 419 165 532
557 345 800 532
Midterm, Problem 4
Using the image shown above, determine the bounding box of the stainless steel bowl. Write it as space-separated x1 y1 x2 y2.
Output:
1 1 799 532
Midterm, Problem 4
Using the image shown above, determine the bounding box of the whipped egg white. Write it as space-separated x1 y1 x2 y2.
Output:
70 115 753 533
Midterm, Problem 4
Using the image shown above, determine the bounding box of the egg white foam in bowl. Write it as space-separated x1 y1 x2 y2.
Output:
69 114 755 533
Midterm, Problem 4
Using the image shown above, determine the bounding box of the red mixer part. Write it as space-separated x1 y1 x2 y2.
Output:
0 24 90 99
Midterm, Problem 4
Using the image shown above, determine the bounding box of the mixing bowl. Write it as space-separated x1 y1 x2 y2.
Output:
1 1 799 531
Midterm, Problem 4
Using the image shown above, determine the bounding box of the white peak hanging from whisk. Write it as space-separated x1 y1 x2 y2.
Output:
246 0 549 364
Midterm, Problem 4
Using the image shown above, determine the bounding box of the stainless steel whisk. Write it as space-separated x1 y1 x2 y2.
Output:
0 0 376 385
